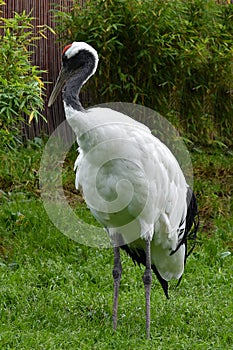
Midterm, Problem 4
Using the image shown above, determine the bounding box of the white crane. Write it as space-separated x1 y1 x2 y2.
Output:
48 42 199 339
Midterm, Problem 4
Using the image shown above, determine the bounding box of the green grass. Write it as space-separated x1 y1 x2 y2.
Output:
0 143 233 349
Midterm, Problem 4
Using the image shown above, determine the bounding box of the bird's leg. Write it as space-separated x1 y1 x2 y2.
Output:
112 246 122 331
143 239 152 339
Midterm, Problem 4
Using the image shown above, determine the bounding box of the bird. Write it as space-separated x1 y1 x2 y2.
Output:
48 41 199 339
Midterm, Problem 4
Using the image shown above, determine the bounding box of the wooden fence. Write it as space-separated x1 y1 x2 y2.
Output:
1 0 86 139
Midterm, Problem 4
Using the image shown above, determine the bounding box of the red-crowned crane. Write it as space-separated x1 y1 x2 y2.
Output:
48 42 199 339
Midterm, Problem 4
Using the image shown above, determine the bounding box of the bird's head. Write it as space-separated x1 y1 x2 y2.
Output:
48 42 99 107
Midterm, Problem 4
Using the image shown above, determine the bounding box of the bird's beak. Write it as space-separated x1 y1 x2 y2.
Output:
48 67 68 107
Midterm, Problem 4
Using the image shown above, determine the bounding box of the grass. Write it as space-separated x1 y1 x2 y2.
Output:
0 141 233 349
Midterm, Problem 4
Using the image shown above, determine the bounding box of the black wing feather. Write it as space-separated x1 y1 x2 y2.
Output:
173 186 199 286
170 186 199 259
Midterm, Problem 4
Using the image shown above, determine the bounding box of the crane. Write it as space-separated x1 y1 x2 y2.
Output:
48 42 199 339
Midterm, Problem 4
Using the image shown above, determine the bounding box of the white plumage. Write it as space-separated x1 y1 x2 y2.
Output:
48 42 198 339
68 105 187 280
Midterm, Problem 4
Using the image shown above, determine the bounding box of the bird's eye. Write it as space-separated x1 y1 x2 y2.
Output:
62 55 68 63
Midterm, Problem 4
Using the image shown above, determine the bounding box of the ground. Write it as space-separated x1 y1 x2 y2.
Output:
0 142 232 349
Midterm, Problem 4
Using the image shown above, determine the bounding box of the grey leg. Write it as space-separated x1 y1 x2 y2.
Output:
112 246 122 330
142 239 152 339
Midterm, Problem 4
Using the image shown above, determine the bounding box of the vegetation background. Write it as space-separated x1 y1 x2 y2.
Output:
0 0 233 348
0 7 47 149
54 0 233 147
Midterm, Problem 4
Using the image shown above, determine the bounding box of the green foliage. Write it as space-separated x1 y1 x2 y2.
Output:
0 138 43 197
53 0 233 146
0 10 47 149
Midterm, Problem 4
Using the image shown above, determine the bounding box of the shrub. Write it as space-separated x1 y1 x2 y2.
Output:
0 9 47 149
53 0 233 146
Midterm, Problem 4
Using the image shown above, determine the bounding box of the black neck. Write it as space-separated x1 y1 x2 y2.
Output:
62 72 85 111
62 53 96 111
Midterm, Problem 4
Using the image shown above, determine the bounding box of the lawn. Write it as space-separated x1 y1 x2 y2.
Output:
0 142 232 349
